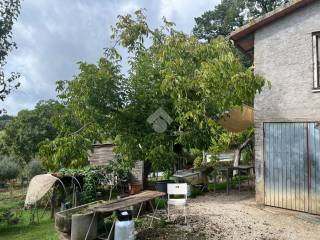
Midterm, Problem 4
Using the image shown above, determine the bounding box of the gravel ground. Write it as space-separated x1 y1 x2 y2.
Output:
138 190 320 240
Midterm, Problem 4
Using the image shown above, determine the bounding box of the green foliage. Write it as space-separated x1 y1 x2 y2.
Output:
154 198 166 209
82 171 97 203
39 58 125 170
1 100 60 165
56 58 125 123
27 160 45 179
193 0 288 41
39 133 93 171
0 156 19 182
235 128 254 163
241 146 253 164
246 0 289 18
109 156 132 182
0 208 57 240
193 0 288 67
193 0 246 41
58 167 98 203
0 0 21 109
189 186 204 198
193 156 203 169
0 209 19 225
108 10 266 172
194 128 254 172
40 10 266 172
0 115 13 130
58 160 131 203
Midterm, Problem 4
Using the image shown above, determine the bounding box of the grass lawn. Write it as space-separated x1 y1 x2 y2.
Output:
0 212 57 240
0 189 57 240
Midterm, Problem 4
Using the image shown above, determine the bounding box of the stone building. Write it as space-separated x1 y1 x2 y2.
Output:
230 0 320 214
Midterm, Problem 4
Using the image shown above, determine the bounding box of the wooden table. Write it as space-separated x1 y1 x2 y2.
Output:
93 190 165 213
86 191 166 240
219 165 254 194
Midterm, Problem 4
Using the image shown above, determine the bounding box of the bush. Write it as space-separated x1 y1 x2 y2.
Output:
0 156 20 183
0 209 20 225
27 160 45 179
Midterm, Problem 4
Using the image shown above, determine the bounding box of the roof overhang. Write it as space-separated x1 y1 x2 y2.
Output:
229 0 315 59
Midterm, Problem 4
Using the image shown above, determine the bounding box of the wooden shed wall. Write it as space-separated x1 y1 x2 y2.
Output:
88 144 115 166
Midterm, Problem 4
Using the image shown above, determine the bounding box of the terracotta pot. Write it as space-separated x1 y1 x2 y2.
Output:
129 182 141 195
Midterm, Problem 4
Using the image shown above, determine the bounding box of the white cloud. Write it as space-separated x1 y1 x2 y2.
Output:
2 0 219 115
159 0 219 32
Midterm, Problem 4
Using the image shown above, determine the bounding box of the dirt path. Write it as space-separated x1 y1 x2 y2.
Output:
139 191 320 240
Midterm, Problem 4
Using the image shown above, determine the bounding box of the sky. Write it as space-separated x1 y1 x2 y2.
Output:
3 0 219 115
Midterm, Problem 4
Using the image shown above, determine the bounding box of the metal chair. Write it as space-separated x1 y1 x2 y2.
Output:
167 183 188 224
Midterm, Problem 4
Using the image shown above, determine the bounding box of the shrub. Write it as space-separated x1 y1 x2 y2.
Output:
0 209 20 225
0 156 20 183
27 160 45 179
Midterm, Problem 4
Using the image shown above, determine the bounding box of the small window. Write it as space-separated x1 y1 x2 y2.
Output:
313 33 320 89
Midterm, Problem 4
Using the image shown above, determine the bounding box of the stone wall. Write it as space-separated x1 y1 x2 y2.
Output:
254 0 320 204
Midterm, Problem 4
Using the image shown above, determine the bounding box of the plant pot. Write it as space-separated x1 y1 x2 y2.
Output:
129 182 141 195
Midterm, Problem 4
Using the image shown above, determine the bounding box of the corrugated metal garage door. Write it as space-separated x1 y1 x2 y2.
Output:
308 123 320 214
264 122 320 214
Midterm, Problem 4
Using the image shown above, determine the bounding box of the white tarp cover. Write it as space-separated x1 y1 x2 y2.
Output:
218 105 254 133
25 174 58 206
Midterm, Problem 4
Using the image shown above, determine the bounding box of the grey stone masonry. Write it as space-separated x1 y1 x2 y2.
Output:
254 0 320 204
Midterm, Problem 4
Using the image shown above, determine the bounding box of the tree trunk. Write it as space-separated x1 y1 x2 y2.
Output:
233 136 253 176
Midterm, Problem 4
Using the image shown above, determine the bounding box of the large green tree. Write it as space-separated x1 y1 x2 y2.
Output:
0 0 21 112
111 11 266 172
39 58 125 170
1 100 60 165
40 10 267 172
193 0 288 41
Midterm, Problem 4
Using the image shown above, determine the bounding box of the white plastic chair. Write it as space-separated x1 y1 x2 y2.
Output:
167 183 188 224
